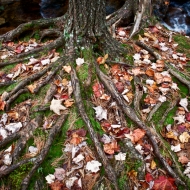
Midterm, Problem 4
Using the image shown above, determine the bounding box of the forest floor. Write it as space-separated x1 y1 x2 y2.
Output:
0 22 190 190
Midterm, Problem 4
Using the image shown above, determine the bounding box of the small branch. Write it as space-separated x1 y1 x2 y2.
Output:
165 63 190 93
105 60 133 67
15 36 64 59
0 132 20 149
95 63 186 187
0 81 16 87
71 68 119 190
43 84 57 104
12 115 43 163
146 102 162 122
21 114 68 190
135 41 161 60
134 76 143 117
5 88 29 111
0 158 32 177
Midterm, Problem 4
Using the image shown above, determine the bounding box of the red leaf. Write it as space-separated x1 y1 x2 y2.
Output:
186 113 190 122
152 176 177 190
145 173 153 183
115 82 124 93
149 26 159 33
92 82 104 98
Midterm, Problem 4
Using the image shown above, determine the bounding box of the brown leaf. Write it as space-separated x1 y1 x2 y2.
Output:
0 101 6 111
82 173 99 190
178 156 189 164
64 99 74 108
50 181 65 190
146 69 155 77
103 140 119 155
131 128 146 143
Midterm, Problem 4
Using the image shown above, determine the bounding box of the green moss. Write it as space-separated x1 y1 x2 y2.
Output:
151 101 170 124
173 35 190 56
118 175 128 190
8 162 33 189
164 106 177 126
78 63 89 81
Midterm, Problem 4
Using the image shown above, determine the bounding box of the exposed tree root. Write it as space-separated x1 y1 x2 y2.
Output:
0 16 65 42
12 115 43 163
21 114 68 190
95 63 186 187
146 102 162 122
71 68 119 190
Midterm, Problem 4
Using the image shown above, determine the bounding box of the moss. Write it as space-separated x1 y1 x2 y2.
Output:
164 106 177 126
8 162 33 189
151 101 170 124
118 175 128 190
173 35 190 56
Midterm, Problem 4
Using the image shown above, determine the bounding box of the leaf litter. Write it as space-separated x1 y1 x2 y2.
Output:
0 23 190 189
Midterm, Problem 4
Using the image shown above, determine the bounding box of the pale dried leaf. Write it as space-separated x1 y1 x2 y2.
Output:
45 174 55 184
115 152 126 161
86 160 102 173
50 99 67 115
93 106 107 121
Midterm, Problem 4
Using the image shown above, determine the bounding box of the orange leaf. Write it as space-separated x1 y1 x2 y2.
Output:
131 128 146 143
64 99 74 107
103 141 119 155
0 101 6 111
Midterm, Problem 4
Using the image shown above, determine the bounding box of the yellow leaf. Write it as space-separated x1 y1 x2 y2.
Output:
179 132 190 143
104 54 108 60
165 131 178 140
27 83 37 93
151 160 157 170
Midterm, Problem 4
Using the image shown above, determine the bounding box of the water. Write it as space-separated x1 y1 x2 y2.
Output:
163 0 190 35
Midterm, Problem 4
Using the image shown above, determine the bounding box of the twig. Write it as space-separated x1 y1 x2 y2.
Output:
146 102 162 122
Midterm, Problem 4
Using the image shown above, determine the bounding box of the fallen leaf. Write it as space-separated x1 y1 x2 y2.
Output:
173 115 185 124
152 176 177 190
64 99 74 108
178 156 189 164
65 177 78 189
92 82 103 98
45 174 55 184
131 128 146 143
165 131 178 140
86 160 102 173
73 154 85 164
3 153 12 165
186 113 190 122
179 98 189 112
103 140 119 154
76 58 84 66
171 144 181 152
145 173 154 183
63 65 71 73
151 160 157 170
54 168 65 181
50 99 67 115
5 122 22 133
93 106 107 121
50 181 64 190
179 132 190 143
115 152 126 161
27 83 37 93
0 101 6 111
